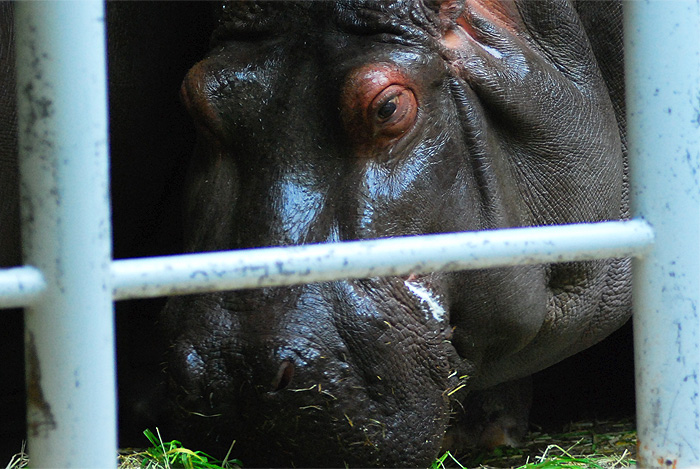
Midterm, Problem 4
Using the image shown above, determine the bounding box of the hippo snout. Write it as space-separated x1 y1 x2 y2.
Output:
162 282 459 466
168 333 332 418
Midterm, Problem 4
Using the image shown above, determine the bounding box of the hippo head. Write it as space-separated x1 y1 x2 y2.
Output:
161 0 628 466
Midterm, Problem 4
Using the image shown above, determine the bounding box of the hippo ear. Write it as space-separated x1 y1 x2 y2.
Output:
437 0 602 90
422 0 467 25
424 0 523 37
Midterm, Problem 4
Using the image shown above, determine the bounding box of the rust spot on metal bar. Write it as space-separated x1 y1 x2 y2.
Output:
26 333 56 437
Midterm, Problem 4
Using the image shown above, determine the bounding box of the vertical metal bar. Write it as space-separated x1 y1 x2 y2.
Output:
625 1 700 467
14 1 116 467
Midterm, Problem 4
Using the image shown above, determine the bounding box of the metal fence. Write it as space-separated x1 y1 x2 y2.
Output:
0 1 698 467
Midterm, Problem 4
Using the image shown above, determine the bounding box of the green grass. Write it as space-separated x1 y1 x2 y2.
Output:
4 442 27 469
118 428 241 469
433 443 635 469
437 419 636 469
4 429 241 469
6 420 635 469
122 425 636 469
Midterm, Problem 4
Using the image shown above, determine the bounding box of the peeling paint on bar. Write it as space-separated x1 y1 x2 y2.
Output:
0 219 655 308
14 1 117 467
111 220 654 300
625 1 700 466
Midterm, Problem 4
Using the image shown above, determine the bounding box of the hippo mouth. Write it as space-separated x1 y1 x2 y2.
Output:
163 276 461 467
169 342 453 467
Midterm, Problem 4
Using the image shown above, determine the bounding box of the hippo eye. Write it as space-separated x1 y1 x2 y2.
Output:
341 63 419 155
370 85 417 138
377 98 397 120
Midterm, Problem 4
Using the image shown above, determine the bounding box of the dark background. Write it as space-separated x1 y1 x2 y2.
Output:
530 320 635 431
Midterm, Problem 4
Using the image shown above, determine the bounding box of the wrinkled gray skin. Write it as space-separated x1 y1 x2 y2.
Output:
162 0 629 467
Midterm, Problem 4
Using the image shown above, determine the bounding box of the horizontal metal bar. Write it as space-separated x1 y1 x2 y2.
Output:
112 219 654 300
0 266 46 308
0 219 655 307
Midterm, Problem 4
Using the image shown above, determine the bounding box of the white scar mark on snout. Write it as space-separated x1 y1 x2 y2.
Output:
479 43 503 59
403 281 447 322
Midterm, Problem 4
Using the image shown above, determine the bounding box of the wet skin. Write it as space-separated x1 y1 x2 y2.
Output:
161 1 629 466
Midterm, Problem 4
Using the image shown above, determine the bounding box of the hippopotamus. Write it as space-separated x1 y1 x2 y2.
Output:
161 0 629 466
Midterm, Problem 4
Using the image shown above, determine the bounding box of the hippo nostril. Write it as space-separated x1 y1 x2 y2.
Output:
170 342 205 391
272 360 295 391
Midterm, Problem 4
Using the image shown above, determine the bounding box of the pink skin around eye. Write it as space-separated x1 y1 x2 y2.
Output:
370 85 416 136
341 63 418 154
